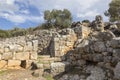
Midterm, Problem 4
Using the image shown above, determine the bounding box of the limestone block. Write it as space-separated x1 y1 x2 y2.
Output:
32 40 38 51
0 60 7 68
76 39 89 48
43 64 50 69
81 26 90 39
54 50 61 57
62 35 67 39
25 60 33 68
4 47 10 52
77 59 86 66
9 45 15 52
30 52 37 60
50 62 70 76
15 52 30 60
94 41 106 52
86 67 105 80
36 63 44 69
54 42 60 50
54 37 59 42
8 60 21 67
25 41 33 51
14 45 24 52
66 42 73 46
2 52 13 60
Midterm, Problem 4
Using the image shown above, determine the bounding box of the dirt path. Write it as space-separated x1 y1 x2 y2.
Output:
0 69 46 80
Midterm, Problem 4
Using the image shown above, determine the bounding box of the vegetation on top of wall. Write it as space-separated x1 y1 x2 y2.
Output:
105 0 120 22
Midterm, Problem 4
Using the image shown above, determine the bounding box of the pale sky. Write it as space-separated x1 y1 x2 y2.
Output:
0 0 112 29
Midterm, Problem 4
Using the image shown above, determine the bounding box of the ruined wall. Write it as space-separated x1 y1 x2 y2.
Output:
49 25 120 79
34 30 55 55
0 36 38 69
66 37 120 80
50 28 77 57
74 25 91 39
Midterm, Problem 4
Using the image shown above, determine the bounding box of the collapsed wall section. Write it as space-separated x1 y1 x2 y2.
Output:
66 37 120 79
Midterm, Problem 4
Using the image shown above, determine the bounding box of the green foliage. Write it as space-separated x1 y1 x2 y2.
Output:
44 9 72 29
0 29 10 38
44 75 54 80
105 0 120 22
0 70 7 75
10 27 27 37
0 27 28 38
82 20 90 23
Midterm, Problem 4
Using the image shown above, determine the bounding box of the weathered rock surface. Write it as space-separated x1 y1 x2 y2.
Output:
114 62 120 79
51 62 70 76
0 36 38 69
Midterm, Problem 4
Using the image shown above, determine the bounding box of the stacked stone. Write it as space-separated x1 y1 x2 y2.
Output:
50 28 77 57
91 15 105 32
0 36 38 69
74 25 91 39
34 30 54 55
66 37 120 80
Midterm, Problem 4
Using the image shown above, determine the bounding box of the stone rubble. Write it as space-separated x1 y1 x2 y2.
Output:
0 36 38 69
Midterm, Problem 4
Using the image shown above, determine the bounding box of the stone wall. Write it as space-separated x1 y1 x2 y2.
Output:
74 25 91 39
50 28 77 57
0 36 38 69
34 30 55 55
65 37 120 80
48 26 120 80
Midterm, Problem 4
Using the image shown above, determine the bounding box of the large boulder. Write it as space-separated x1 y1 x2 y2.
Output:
50 62 70 76
86 67 105 80
93 41 106 52
90 31 115 41
107 37 120 48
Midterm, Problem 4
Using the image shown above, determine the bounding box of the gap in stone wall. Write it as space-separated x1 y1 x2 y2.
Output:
20 60 26 68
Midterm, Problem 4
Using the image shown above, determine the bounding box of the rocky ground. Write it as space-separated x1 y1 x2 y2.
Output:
0 69 46 80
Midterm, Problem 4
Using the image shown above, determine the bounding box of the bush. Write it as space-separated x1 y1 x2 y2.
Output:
44 9 72 29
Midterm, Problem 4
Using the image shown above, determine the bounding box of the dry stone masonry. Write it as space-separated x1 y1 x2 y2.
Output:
50 15 120 80
0 36 38 69
50 28 77 57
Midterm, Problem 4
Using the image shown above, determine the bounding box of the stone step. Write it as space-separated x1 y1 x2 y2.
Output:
38 55 50 59
38 57 61 61
38 60 54 64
